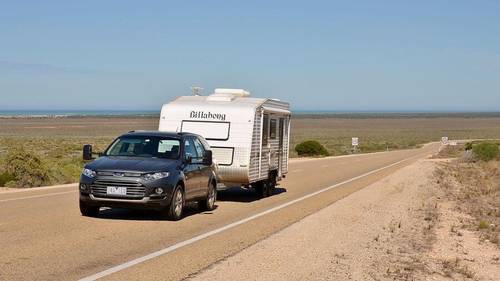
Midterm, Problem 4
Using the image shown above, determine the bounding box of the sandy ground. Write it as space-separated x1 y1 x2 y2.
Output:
191 159 499 281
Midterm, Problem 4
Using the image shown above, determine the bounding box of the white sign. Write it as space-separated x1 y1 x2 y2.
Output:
441 137 449 145
352 137 359 147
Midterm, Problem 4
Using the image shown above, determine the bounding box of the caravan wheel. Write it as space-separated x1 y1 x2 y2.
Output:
255 180 270 198
269 172 277 195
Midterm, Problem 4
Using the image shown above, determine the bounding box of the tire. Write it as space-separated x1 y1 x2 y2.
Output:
164 185 185 221
268 172 277 196
255 180 269 198
79 200 100 217
198 181 217 211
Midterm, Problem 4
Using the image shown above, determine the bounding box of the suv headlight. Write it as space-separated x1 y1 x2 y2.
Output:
82 168 96 178
143 172 169 181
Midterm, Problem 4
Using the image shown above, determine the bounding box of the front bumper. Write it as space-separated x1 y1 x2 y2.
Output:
79 193 170 210
79 174 176 210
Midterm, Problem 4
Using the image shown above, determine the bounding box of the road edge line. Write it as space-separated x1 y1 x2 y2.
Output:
0 190 77 203
0 183 78 194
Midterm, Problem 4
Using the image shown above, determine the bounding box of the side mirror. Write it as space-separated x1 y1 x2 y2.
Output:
203 150 213 166
185 154 193 164
83 144 93 161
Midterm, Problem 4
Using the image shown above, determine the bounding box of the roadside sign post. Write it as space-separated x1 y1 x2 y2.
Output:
352 137 359 153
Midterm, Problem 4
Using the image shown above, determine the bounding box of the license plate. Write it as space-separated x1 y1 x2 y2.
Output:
107 186 127 196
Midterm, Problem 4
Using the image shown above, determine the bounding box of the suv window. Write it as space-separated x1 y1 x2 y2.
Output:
193 137 206 158
198 138 211 150
184 138 198 160
106 136 180 159
191 137 207 164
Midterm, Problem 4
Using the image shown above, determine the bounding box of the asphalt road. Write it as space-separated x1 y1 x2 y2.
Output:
0 143 439 281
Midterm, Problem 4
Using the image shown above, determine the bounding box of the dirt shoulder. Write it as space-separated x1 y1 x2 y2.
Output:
190 159 499 281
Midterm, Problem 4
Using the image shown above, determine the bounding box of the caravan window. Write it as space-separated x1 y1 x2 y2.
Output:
181 121 230 141
270 119 277 139
211 147 234 165
262 114 269 146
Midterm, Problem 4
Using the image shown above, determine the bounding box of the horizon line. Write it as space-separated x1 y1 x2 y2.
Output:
1 109 500 114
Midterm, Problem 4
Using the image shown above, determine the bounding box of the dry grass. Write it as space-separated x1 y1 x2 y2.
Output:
433 145 465 159
435 157 500 247
0 117 157 186
291 117 500 156
441 257 475 279
2 115 500 186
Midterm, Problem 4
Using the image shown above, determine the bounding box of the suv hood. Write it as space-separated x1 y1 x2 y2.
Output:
85 156 178 173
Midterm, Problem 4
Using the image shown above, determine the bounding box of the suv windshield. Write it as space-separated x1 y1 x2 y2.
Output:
106 136 180 159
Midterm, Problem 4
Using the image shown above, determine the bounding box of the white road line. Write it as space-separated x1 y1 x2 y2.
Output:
0 183 77 194
79 154 421 281
0 190 77 203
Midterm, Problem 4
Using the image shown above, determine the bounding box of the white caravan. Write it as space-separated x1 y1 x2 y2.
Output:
159 88 291 197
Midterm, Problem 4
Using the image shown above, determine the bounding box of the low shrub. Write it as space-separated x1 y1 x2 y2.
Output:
464 142 473 151
478 220 489 230
0 172 15 186
4 147 50 187
472 143 499 162
295 140 329 157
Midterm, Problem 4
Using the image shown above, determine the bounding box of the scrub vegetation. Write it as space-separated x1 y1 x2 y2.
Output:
290 115 500 157
0 137 111 187
435 141 500 248
471 142 499 161
295 140 329 157
1 114 500 187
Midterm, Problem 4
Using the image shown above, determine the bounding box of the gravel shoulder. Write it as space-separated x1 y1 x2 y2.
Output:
190 159 499 281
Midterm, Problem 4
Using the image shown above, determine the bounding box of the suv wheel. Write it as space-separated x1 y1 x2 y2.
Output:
198 181 216 211
79 200 100 217
165 186 184 221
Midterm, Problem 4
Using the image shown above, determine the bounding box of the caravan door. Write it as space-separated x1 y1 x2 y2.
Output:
278 117 285 177
269 117 279 172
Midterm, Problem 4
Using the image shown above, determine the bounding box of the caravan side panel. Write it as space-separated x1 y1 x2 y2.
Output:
159 102 255 185
248 110 265 182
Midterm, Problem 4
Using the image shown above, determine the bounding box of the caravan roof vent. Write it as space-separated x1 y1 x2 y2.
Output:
207 88 251 101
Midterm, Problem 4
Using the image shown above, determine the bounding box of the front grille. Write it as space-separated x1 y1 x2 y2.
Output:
97 171 142 177
91 179 146 200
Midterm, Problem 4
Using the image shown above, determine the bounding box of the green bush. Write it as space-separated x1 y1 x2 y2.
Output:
295 140 329 157
4 147 50 187
478 220 490 230
0 172 15 186
472 143 499 162
464 142 473 151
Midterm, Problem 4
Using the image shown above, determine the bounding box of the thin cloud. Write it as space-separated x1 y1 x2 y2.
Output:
0 60 135 75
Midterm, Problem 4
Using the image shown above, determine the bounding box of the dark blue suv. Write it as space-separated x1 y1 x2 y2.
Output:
79 131 217 220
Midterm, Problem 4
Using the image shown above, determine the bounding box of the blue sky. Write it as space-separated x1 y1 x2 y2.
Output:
0 0 499 111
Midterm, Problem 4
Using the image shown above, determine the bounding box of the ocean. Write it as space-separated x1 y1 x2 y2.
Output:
1 110 499 119
0 110 160 118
